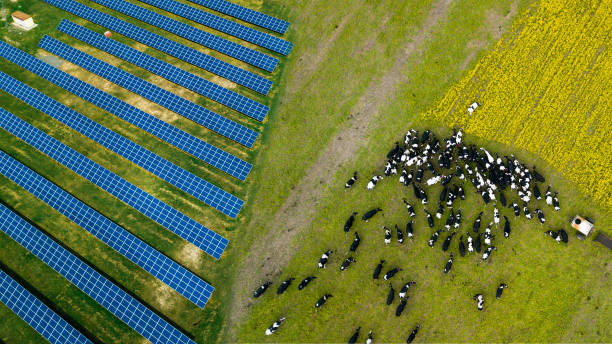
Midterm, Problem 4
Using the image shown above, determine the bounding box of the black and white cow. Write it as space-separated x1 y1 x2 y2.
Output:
406 221 414 238
399 281 417 298
318 250 332 268
473 212 483 233
428 230 441 247
348 327 361 344
458 184 466 200
403 199 416 218
454 209 462 229
445 209 455 230
511 203 520 217
344 212 358 232
366 330 373 344
436 201 444 219
482 246 497 260
396 298 407 316
523 203 532 220
345 171 357 189
466 232 474 253
406 325 420 343
265 317 286 335
545 230 561 243
425 210 434 228
496 283 508 299
367 176 383 190
386 283 395 305
350 232 361 252
484 222 493 245
536 209 546 224
558 229 568 243
396 224 405 243
384 226 392 245
298 276 316 290
340 257 356 271
362 208 382 222
373 260 385 279
552 192 560 211
493 207 500 225
315 294 332 308
503 216 511 239
545 186 553 205
253 281 272 298
473 294 484 311
276 278 294 295
444 253 454 273
384 267 402 280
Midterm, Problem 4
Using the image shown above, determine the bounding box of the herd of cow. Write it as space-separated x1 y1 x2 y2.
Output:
253 128 568 342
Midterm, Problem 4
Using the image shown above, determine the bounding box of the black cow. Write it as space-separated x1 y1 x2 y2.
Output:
344 212 358 232
442 232 456 252
315 294 332 308
406 221 414 238
458 184 466 200
387 141 400 159
386 283 395 305
533 166 545 182
445 209 455 230
425 210 434 228
455 209 462 229
533 183 542 200
384 268 401 280
558 229 568 243
362 208 382 222
496 283 508 299
276 278 294 295
399 281 417 298
396 224 405 243
350 232 361 252
459 236 466 257
396 298 407 316
499 191 507 207
253 281 272 298
444 254 454 273
340 257 356 271
348 327 361 344
318 250 332 268
474 233 482 253
345 171 357 189
473 212 483 232
503 216 511 238
428 230 441 247
298 276 316 290
406 325 420 343
373 260 385 279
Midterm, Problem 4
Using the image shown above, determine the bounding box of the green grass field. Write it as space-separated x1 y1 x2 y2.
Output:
0 0 610 343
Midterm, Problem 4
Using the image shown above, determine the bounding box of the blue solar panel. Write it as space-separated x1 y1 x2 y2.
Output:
0 71 243 218
57 20 269 122
0 40 252 181
40 36 258 146
43 0 272 94
136 0 292 55
0 148 214 308
0 107 229 260
0 203 195 344
90 0 278 71
0 269 91 344
186 0 289 35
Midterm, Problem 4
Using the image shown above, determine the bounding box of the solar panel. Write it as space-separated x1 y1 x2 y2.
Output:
186 0 289 35
0 71 243 219
89 0 278 72
39 35 258 146
135 0 292 55
0 203 195 344
0 40 252 181
0 269 91 344
43 0 272 94
57 20 269 122
0 107 229 260
0 148 215 308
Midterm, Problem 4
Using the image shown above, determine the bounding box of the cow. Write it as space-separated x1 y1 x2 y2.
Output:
362 208 382 222
350 232 361 252
473 294 484 311
545 230 561 243
454 209 462 229
428 230 441 247
367 176 383 190
484 222 493 245
442 232 456 252
473 212 483 233
396 298 408 316
466 232 474 253
536 209 546 224
425 210 434 228
318 250 332 268
458 184 466 200
387 141 401 159
253 281 272 298
436 202 444 219
496 283 508 299
373 260 385 279
345 172 357 189
366 330 373 344
503 216 511 238
415 168 424 182
265 317 286 335
523 203 532 220
459 236 466 256
406 325 420 343
298 276 316 290
445 209 455 230
493 207 500 225
406 221 414 238
558 229 568 243
387 283 395 305
403 199 416 218
499 191 507 207
315 294 332 308
533 183 542 200
545 186 553 205
340 257 356 271
384 268 402 280
482 246 497 260
384 226 392 245
399 281 417 298
344 212 358 232
552 192 560 211
276 278 294 295
511 203 520 217
396 224 405 243
348 327 361 344
474 234 482 253
444 253 454 273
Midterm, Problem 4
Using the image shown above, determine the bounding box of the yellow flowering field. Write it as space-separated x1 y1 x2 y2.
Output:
426 0 611 210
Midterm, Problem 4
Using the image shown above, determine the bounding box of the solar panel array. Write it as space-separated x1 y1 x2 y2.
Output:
43 0 272 94
0 269 91 344
0 71 243 218
0 148 214 308
57 20 269 121
186 0 290 34
0 40 253 181
90 0 277 72
0 202 195 344
136 0 292 55
0 107 229 258
39 35 258 146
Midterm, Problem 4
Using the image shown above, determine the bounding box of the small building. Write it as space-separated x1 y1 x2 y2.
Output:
11 11 37 30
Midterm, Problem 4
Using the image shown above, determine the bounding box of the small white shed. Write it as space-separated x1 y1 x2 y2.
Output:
11 11 36 30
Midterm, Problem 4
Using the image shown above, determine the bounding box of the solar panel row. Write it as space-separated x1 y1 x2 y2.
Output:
0 40 253 181
57 20 269 121
0 202 195 344
39 35 258 147
43 0 272 95
90 0 278 72
0 71 243 219
186 0 290 34
136 0 292 55
0 147 215 308
0 269 91 344
0 107 229 259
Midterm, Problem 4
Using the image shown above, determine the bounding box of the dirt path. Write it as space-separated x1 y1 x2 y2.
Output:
226 0 454 339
